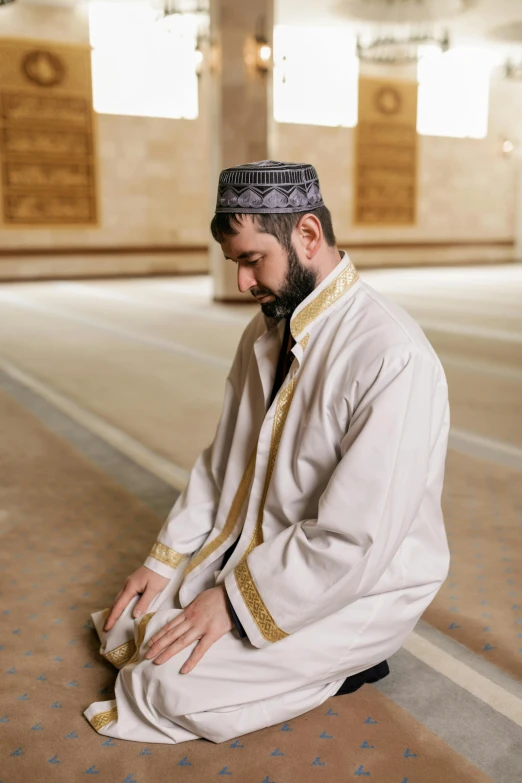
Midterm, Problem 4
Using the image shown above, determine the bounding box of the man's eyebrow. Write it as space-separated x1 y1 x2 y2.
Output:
225 251 260 261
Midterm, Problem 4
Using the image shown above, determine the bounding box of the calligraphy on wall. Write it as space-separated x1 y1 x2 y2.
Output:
0 39 97 226
354 77 417 226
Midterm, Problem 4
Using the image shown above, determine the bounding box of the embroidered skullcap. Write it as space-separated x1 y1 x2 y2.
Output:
215 160 325 214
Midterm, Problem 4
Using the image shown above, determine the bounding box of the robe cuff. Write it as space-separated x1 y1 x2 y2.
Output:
224 560 288 649
144 542 186 580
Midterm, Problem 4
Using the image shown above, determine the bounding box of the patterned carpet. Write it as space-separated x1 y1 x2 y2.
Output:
0 389 493 783
424 451 522 680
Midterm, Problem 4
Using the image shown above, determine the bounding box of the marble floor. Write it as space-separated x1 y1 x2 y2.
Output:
0 263 521 782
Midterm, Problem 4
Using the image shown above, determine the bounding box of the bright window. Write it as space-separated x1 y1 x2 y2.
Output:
417 46 496 139
273 26 358 127
89 1 199 120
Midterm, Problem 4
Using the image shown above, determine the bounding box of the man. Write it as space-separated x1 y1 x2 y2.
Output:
85 161 450 744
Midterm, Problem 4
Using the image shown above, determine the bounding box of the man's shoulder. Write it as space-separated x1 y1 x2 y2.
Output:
340 281 437 356
330 281 446 384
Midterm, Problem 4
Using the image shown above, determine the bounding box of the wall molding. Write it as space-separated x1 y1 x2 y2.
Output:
0 244 208 257
0 239 514 258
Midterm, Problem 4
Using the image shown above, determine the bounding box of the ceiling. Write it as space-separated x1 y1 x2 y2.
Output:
14 0 522 46
277 0 522 47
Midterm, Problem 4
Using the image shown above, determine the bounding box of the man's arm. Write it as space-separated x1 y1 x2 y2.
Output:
143 314 268 578
104 315 259 631
225 348 449 648
143 373 241 579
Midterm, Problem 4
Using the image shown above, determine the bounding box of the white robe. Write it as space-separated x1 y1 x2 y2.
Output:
85 253 450 743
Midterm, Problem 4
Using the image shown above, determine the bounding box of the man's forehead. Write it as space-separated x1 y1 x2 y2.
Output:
221 221 271 259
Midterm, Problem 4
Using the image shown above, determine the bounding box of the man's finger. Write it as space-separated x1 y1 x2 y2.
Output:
104 587 136 631
153 627 202 665
147 613 186 648
132 586 160 620
146 620 192 660
180 633 216 674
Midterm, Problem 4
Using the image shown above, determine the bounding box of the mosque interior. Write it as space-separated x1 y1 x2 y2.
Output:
0 0 522 781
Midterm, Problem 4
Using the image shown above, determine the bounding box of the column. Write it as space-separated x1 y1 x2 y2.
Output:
208 0 274 301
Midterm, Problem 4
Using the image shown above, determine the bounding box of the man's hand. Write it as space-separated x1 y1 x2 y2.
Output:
104 565 169 632
145 586 233 673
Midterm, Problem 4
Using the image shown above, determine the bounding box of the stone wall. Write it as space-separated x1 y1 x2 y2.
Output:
0 1 521 278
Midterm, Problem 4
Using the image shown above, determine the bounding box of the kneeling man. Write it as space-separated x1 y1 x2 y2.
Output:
85 161 450 744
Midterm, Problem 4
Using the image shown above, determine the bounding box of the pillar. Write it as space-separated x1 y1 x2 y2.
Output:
208 0 274 301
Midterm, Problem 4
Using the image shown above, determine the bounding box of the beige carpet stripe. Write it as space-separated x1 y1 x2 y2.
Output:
420 319 522 343
58 281 253 326
0 355 189 492
0 291 232 370
403 634 522 727
3 351 521 490
449 428 522 469
438 354 522 382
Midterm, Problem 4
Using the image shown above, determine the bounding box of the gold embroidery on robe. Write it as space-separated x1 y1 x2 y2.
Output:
149 542 185 569
235 559 288 642
233 376 297 640
291 261 359 340
184 448 257 577
103 639 136 668
89 706 118 731
245 377 297 557
299 333 310 350
125 612 156 666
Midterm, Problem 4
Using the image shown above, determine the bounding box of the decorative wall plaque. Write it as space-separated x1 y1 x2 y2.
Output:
354 77 418 226
22 50 67 88
0 39 97 226
374 86 402 116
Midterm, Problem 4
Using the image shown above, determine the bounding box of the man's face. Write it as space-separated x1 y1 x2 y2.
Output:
221 215 317 319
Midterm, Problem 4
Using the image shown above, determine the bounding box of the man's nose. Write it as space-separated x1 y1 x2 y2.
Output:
237 265 256 294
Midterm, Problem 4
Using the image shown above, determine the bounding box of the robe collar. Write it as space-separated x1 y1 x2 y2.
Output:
261 251 359 340
289 251 359 343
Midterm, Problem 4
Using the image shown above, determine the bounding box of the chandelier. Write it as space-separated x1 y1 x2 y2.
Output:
337 0 463 65
161 0 209 21
357 29 450 65
340 0 472 23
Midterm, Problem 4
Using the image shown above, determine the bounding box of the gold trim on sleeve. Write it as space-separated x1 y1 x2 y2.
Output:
149 542 185 569
89 706 118 732
184 448 257 576
291 260 359 340
299 333 310 350
234 559 288 643
103 639 136 669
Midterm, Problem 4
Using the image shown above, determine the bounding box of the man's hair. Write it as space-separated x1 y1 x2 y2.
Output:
210 205 336 253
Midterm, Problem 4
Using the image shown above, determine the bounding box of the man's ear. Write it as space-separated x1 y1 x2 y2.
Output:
295 213 323 259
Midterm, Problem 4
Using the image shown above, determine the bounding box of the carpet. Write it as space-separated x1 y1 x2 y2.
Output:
0 388 492 782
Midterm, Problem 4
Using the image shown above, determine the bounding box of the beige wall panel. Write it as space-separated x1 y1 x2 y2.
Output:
354 77 418 227
0 38 96 227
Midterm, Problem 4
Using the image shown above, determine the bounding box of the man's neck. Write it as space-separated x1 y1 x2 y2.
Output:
314 247 343 287
285 248 343 320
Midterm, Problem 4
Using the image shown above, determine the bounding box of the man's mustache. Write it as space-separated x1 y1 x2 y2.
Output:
251 287 275 298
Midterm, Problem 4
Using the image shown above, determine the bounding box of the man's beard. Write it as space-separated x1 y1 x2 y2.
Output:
253 244 318 320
